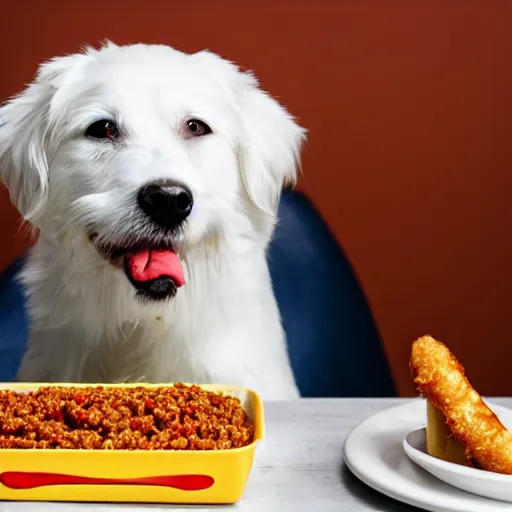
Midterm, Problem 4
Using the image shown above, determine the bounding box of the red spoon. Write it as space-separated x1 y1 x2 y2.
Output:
0 472 214 491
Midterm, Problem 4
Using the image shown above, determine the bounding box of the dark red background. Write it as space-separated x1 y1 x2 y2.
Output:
1 1 511 396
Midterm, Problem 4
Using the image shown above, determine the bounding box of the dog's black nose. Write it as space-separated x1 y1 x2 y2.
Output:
137 182 193 229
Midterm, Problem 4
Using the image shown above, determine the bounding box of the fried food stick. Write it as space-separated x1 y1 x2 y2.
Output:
410 335 512 474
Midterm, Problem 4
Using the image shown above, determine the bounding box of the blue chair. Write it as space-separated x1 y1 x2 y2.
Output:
0 256 28 381
268 189 396 397
0 190 396 396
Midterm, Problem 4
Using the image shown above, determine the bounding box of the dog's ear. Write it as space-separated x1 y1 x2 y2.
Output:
0 52 91 223
237 73 306 222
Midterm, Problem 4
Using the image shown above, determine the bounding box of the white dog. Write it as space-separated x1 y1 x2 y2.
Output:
0 42 305 400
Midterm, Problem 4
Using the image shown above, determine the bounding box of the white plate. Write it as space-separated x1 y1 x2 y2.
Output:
343 399 512 512
404 418 512 503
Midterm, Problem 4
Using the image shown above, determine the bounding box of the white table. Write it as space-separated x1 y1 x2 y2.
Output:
5 397 512 511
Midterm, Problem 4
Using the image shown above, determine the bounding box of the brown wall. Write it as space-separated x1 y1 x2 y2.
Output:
1 1 511 396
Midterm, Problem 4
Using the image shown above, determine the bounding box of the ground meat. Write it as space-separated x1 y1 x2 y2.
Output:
0 384 254 450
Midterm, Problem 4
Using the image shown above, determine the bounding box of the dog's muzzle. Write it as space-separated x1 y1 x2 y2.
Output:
88 180 194 302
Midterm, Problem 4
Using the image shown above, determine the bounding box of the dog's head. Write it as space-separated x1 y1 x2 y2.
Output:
0 43 305 301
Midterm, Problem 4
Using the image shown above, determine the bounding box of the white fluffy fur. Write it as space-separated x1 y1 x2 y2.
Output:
0 42 306 400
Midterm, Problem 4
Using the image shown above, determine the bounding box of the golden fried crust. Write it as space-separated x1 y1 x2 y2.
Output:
410 335 512 474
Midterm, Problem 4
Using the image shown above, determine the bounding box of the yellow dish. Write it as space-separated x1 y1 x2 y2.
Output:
0 382 265 504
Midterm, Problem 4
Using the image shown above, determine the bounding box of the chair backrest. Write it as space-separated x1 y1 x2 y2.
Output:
0 191 397 396
268 189 396 397
0 257 28 381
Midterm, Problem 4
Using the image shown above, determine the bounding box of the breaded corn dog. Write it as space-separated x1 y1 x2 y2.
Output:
410 335 512 474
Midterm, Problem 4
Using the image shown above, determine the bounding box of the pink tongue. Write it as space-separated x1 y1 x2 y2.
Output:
126 250 185 287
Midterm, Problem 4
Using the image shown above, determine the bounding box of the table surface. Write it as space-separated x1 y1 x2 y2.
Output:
5 397 512 512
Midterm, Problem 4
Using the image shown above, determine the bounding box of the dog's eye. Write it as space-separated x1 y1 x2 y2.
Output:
85 120 120 140
185 119 212 138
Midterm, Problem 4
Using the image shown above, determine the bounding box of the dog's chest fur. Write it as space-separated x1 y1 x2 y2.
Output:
16 237 300 400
